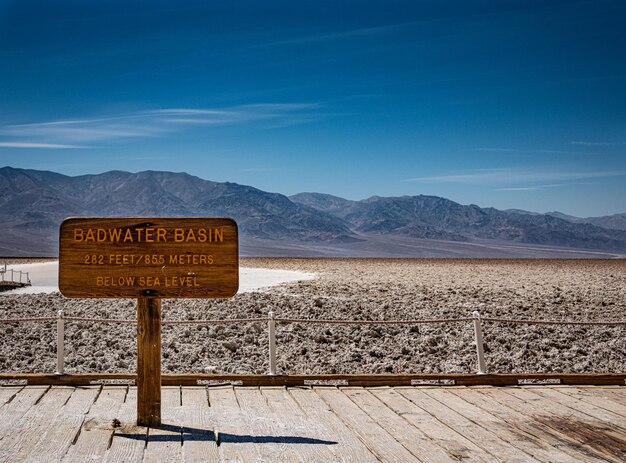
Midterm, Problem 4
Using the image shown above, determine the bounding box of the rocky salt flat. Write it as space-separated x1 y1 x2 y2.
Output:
0 258 624 375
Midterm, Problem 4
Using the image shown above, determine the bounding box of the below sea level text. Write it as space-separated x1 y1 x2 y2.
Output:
96 275 200 287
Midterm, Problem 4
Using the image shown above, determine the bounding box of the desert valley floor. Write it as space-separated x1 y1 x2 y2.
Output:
0 258 624 375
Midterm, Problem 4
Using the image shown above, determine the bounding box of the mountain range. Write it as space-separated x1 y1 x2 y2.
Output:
1 166 625 258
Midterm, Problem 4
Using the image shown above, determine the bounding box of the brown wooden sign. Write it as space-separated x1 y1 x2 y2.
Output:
59 217 238 298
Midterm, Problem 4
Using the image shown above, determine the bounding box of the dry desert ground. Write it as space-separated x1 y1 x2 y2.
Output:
0 258 624 375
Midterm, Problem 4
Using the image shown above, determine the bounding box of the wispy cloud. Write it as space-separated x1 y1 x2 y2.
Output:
406 168 626 185
476 147 599 155
0 103 322 147
570 141 626 146
0 142 86 149
495 183 572 192
255 21 422 48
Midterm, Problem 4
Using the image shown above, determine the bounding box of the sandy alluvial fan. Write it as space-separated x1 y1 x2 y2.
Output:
0 258 624 375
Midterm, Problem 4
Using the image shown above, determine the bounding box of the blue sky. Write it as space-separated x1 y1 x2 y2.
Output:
1 0 625 217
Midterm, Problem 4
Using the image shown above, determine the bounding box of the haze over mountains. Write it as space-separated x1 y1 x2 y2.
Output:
1 166 625 258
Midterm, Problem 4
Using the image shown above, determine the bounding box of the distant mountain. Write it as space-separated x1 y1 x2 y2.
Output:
545 211 583 222
292 193 468 241
546 211 626 232
504 208 542 216
289 192 356 215
0 167 353 255
1 166 625 257
291 192 626 252
587 214 626 231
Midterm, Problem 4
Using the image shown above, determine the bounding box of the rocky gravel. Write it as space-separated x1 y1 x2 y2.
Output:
0 258 624 375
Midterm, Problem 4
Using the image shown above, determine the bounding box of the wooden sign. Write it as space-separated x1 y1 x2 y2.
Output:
59 216 239 427
59 217 238 298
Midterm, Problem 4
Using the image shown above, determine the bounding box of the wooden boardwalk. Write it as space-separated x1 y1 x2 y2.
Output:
0 385 623 462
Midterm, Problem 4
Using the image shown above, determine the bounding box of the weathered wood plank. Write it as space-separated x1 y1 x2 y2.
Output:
0 386 46 440
288 387 378 463
447 386 599 463
507 387 626 461
0 386 73 462
554 385 626 409
478 387 624 463
62 386 128 462
103 387 148 463
181 387 219 463
173 372 624 386
523 386 626 429
424 387 580 463
143 386 182 463
578 386 626 407
399 387 538 462
208 385 262 462
316 387 420 462
235 387 303 462
342 387 455 463
558 375 625 386
0 373 136 386
261 386 338 463
0 384 622 463
24 386 101 462
0 387 22 407
2 372 624 387
502 386 626 459
370 387 495 462
476 385 622 463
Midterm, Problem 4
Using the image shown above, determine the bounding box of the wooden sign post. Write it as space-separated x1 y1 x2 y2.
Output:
137 297 162 426
59 217 239 426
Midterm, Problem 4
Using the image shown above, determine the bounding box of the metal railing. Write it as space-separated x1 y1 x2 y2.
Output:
0 311 624 376
0 264 31 286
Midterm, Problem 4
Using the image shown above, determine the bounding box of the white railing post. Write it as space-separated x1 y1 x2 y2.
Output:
268 311 277 375
472 311 488 374
56 310 65 375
